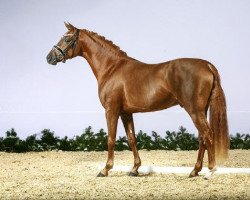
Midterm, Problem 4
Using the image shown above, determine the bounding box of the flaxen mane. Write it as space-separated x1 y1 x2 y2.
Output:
82 29 127 56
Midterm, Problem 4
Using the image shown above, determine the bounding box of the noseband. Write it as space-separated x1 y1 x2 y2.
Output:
53 29 79 63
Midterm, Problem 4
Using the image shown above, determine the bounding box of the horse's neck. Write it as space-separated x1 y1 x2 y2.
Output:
79 31 126 82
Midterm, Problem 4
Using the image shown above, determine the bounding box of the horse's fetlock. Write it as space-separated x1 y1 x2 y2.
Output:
195 162 202 171
106 162 113 170
136 160 141 167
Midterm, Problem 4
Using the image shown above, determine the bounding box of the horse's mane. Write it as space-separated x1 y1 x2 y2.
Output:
82 29 128 57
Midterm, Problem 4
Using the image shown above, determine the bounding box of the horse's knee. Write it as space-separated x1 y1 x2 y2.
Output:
108 138 116 147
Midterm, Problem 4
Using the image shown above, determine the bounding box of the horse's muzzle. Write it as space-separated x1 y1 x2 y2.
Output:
46 52 58 65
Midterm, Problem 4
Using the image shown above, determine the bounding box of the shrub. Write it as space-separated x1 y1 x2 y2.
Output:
0 137 4 151
136 130 153 150
0 126 248 152
95 129 108 151
40 129 59 151
116 136 129 151
3 128 20 152
230 133 250 149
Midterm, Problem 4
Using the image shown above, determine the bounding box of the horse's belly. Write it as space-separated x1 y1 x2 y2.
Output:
122 92 178 113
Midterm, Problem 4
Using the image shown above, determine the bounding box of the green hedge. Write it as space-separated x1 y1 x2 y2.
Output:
0 126 249 153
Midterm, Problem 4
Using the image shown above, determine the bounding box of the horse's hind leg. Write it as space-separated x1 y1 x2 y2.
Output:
121 113 141 176
189 110 208 177
189 111 216 178
189 133 206 177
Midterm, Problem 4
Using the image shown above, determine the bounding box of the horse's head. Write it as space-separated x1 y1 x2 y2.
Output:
46 22 80 65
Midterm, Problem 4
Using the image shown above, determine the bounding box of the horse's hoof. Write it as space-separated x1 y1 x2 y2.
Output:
189 170 198 178
128 171 138 177
204 167 217 180
97 172 106 177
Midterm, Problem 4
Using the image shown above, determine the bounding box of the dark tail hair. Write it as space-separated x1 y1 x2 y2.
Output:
208 64 229 162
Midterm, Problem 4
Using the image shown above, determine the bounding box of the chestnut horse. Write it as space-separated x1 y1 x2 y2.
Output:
47 22 229 178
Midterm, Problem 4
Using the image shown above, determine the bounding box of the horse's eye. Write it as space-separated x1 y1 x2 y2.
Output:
65 37 71 43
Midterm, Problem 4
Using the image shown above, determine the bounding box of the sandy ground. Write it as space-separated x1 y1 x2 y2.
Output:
0 150 249 200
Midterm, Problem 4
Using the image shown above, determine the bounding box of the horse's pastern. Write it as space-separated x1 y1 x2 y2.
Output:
97 172 106 177
128 171 138 177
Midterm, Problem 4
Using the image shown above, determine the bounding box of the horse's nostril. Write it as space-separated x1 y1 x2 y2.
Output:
47 54 52 62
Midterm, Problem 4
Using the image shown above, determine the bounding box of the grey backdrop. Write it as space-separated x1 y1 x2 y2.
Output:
0 0 250 138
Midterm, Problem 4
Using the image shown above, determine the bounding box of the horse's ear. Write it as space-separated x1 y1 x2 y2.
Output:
64 21 75 31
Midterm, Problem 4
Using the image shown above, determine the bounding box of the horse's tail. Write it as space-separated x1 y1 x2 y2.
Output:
208 64 229 162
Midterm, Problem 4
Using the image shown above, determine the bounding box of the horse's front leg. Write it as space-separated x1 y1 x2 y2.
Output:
97 106 119 177
121 113 141 176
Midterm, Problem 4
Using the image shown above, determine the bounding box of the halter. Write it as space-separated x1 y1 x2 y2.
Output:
53 29 79 63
